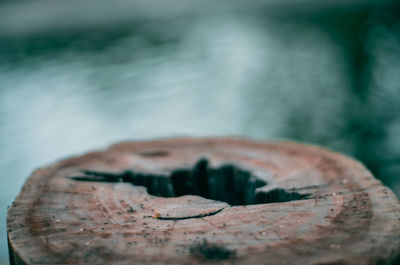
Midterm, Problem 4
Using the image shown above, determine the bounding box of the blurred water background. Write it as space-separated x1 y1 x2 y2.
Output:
1 0 400 263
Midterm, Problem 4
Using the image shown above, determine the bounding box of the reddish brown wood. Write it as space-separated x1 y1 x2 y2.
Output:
7 138 400 265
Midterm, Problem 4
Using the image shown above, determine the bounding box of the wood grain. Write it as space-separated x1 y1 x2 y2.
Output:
7 138 400 264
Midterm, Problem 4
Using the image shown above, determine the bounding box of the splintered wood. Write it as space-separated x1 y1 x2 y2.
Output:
7 138 400 265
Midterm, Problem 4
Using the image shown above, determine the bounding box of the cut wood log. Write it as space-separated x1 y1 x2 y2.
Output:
7 138 400 265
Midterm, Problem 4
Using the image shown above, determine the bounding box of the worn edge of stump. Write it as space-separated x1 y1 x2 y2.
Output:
7 137 400 265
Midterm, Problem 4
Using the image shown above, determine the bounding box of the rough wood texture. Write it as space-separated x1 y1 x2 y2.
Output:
7 138 400 265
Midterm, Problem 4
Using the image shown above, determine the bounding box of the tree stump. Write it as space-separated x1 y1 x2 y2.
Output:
7 138 400 265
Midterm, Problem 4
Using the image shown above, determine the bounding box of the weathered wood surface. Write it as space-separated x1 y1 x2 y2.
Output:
7 138 400 265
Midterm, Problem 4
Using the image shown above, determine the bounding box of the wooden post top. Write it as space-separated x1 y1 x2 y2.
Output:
7 138 400 265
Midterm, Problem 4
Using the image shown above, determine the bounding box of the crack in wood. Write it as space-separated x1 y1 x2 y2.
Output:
70 159 311 206
153 208 225 220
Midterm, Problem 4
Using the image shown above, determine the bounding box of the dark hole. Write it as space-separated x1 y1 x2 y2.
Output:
189 239 235 260
72 159 310 206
